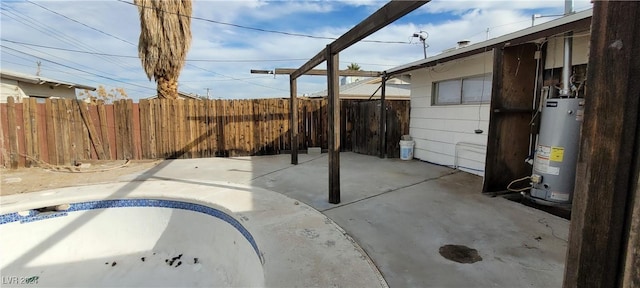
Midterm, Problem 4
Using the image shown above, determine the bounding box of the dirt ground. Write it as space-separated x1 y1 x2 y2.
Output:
0 160 162 196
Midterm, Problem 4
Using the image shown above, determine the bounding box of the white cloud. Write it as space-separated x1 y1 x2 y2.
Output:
421 0 591 14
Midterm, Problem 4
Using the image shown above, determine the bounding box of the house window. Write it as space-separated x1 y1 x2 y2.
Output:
433 74 492 105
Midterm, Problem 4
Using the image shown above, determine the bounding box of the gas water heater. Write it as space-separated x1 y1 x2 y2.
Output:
529 97 584 206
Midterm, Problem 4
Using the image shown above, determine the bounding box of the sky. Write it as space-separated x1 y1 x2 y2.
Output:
0 0 592 101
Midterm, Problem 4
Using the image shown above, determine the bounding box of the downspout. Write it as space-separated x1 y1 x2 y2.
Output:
561 0 574 96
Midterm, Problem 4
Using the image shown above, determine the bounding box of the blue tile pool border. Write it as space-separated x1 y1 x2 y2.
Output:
0 199 260 258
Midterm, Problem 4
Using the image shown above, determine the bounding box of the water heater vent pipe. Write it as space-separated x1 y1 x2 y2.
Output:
561 0 574 96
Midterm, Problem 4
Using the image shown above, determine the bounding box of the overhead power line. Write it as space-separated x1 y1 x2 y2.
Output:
1 5 136 72
1 39 310 62
1 45 155 91
116 0 410 44
25 0 137 46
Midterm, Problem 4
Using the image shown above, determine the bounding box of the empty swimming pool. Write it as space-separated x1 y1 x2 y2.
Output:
0 180 387 287
0 199 263 287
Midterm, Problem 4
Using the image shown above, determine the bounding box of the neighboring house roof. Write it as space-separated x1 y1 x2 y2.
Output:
0 70 96 91
386 8 593 76
309 77 410 100
146 91 202 100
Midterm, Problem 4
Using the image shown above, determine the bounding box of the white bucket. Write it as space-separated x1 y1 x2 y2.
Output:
399 140 414 160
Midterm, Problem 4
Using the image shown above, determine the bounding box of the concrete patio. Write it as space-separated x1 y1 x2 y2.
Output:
114 152 569 287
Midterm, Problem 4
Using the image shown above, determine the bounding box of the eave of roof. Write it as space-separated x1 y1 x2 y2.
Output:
385 9 593 77
0 70 96 91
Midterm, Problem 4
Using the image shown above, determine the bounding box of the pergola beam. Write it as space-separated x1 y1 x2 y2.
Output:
291 0 429 80
251 69 381 77
331 1 428 53
276 69 381 77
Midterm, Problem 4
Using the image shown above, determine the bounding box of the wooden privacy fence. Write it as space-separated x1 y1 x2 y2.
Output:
0 97 409 168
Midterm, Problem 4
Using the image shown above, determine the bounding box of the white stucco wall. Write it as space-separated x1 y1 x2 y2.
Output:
409 52 493 176
0 78 28 103
0 79 77 103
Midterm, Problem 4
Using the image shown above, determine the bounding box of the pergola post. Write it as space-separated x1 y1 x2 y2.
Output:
379 74 387 158
327 45 341 204
290 76 298 165
563 1 640 286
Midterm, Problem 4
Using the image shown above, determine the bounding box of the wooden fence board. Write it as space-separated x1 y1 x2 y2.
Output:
132 102 142 160
125 100 135 159
215 100 224 156
251 100 260 155
45 99 57 165
209 100 216 157
35 103 47 164
270 99 275 152
54 100 63 165
202 100 209 157
204 100 210 157
245 100 253 154
191 100 199 157
26 100 36 165
229 100 235 155
89 104 101 159
278 100 285 151
237 100 244 155
174 100 183 158
55 100 69 165
221 100 229 155
1 97 410 168
14 102 25 168
283 99 290 151
7 98 18 168
156 100 163 158
231 100 238 156
139 99 149 159
107 104 117 160
238 100 245 155
162 99 170 158
97 103 111 160
81 103 91 160
185 100 193 158
197 100 204 157
123 100 132 159
193 100 200 157
78 101 106 160
156 99 165 158
114 101 123 160
0 102 8 167
261 100 267 153
54 100 62 163
22 100 33 167
149 100 157 159
68 100 79 162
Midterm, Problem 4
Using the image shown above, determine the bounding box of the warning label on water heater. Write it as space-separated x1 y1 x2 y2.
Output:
550 146 564 162
537 145 551 159
534 145 560 175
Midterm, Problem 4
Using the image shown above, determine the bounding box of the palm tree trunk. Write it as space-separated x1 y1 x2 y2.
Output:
157 76 178 99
